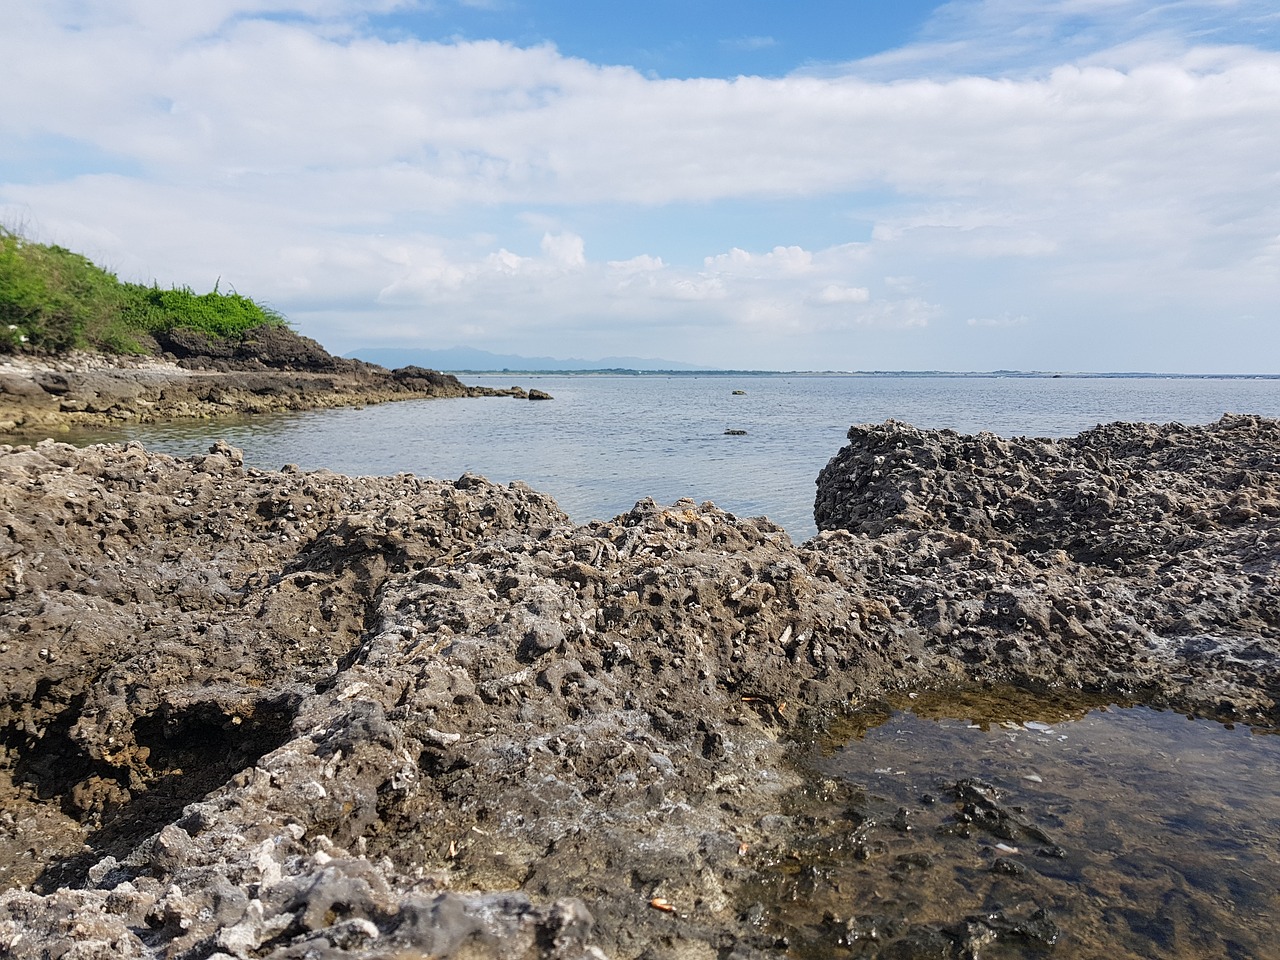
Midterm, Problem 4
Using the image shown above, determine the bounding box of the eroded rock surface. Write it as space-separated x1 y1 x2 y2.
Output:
0 341 532 433
814 414 1280 720
0 415 1276 958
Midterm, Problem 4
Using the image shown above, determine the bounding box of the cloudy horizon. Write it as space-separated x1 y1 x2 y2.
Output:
2 1 1277 372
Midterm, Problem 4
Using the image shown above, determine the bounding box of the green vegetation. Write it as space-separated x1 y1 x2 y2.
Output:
0 226 287 355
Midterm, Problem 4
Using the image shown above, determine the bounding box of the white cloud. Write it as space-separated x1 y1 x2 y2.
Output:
540 231 586 269
855 298 941 330
11 14 1275 211
703 245 815 276
1 2 1277 370
812 284 871 305
841 0 1280 80
872 217 1059 258
607 254 665 273
664 276 728 302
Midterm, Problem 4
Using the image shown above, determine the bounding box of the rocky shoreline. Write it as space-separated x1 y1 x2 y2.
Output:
0 415 1276 958
0 330 541 434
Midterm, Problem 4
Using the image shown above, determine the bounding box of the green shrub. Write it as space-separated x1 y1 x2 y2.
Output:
0 226 287 355
119 283 286 339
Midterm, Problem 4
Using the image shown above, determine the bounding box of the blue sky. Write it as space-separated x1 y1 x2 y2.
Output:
2 1 1278 371
372 1 943 78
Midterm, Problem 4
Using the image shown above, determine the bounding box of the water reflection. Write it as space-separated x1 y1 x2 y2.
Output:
761 686 1280 959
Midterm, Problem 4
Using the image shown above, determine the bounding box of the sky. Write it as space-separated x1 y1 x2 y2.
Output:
2 1 1278 372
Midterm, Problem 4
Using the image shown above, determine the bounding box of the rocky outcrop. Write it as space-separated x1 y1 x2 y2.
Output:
0 416 1276 958
152 326 361 374
814 414 1280 717
0 342 530 434
1 441 853 959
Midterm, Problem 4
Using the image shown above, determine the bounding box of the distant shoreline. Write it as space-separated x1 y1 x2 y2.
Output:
450 368 1280 379
0 349 533 435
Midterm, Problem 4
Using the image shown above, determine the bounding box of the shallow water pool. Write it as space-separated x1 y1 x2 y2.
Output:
756 687 1280 959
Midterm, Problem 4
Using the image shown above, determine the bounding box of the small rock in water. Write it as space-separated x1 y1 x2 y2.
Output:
992 857 1027 876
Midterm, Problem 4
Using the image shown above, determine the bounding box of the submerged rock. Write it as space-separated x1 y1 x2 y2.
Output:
0 415 1276 957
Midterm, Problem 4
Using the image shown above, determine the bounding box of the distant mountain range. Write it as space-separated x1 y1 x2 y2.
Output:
346 346 710 372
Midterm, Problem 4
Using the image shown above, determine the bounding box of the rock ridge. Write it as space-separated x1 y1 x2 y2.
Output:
1 330 541 433
814 414 1279 717
0 414 1275 958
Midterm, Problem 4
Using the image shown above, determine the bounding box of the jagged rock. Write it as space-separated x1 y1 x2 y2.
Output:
0 417 1277 958
812 414 1280 714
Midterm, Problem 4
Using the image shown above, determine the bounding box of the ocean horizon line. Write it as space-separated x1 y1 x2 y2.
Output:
445 368 1280 380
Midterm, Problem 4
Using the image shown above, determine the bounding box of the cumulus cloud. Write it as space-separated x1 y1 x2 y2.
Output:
703 246 815 276
306 231 929 362
607 254 665 273
540 231 586 269
11 11 1276 211
812 284 871 305
1 1 1277 369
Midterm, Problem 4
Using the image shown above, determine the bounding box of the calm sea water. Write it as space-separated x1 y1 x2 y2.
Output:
61 374 1280 540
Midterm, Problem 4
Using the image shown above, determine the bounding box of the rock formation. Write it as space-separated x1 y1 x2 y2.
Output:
814 415 1280 719
0 331 532 433
0 414 1275 958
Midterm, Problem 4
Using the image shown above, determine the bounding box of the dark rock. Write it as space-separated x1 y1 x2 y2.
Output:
0 416 1277 958
157 325 354 374
811 415 1280 719
392 364 469 392
991 856 1027 876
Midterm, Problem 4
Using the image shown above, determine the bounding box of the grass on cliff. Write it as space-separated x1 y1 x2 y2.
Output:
0 226 287 355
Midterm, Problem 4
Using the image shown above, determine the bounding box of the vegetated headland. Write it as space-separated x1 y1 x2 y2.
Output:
0 228 538 434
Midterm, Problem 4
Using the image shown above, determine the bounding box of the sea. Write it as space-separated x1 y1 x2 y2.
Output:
62 372 1280 541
